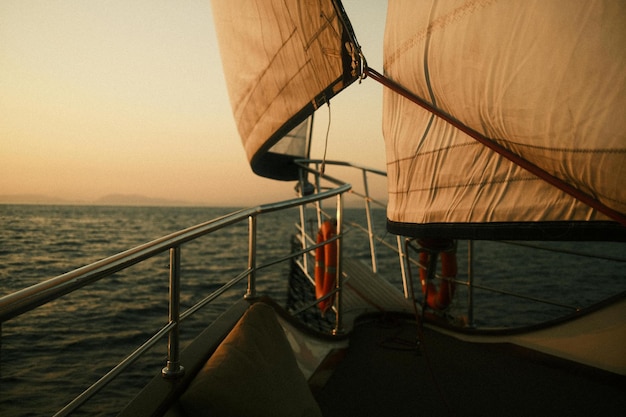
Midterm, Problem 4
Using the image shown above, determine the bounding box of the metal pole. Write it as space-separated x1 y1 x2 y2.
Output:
333 193 344 335
362 169 378 273
245 215 257 299
297 170 309 274
298 203 308 273
467 240 475 327
397 236 409 298
162 246 184 378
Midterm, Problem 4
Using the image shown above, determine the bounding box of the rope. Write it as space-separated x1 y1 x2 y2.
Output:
364 66 626 227
320 101 332 175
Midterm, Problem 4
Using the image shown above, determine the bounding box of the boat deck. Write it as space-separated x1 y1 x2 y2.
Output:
340 257 414 327
314 315 626 417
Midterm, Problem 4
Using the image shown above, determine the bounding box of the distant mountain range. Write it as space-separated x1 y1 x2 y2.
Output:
0 193 203 207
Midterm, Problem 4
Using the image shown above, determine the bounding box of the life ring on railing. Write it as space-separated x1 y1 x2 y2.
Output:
418 239 457 310
315 220 337 313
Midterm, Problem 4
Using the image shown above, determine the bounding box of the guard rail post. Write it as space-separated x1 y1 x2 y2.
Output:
245 215 257 299
332 193 344 335
162 246 185 378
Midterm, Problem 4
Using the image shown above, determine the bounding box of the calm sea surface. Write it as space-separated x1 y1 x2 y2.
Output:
1 204 624 416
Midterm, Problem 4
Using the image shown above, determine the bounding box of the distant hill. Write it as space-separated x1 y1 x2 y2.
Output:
0 193 202 207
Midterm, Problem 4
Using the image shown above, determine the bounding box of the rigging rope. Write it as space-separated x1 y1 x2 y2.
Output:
364 66 626 228
320 100 332 175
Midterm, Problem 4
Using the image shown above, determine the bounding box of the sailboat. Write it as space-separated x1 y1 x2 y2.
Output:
1 0 624 416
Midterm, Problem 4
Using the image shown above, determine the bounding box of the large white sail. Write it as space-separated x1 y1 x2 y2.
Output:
211 0 361 180
382 0 626 239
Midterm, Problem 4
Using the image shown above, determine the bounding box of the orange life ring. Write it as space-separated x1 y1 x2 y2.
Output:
418 241 457 310
315 220 337 313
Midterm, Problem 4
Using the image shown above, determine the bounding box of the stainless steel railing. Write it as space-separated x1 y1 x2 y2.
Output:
0 181 350 417
293 159 392 276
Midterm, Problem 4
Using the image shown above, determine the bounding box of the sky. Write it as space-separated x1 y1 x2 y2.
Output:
1 0 388 207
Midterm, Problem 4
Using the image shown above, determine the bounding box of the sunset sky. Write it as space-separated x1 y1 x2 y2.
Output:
1 1 387 207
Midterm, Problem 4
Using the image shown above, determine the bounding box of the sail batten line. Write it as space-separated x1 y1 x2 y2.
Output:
366 67 626 227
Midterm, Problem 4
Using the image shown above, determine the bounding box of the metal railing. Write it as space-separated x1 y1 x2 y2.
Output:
293 159 392 274
288 159 392 334
0 179 350 416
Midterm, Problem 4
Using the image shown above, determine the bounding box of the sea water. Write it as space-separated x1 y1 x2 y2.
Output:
0 204 299 416
1 204 624 416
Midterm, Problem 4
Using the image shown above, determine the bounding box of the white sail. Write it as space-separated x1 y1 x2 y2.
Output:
382 0 626 239
211 0 360 180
